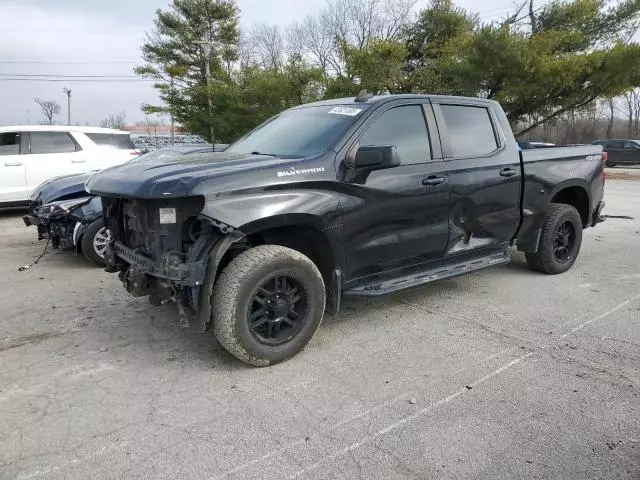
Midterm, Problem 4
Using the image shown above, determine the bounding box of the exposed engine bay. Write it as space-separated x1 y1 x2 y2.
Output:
102 196 244 329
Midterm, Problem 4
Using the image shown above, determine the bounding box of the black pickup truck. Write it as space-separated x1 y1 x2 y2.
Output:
87 93 606 366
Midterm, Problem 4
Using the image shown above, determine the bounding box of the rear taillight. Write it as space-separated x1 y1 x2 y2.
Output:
601 152 608 163
130 150 140 156
601 152 607 184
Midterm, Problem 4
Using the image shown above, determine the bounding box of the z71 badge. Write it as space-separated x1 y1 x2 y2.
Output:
277 167 325 177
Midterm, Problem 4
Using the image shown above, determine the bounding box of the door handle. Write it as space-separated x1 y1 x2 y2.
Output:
71 159 86 163
4 162 23 167
499 168 517 178
422 176 446 186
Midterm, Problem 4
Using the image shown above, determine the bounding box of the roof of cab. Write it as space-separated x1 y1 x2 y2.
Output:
0 125 129 134
292 93 497 109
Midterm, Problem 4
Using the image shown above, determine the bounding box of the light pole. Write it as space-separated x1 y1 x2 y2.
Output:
62 88 71 125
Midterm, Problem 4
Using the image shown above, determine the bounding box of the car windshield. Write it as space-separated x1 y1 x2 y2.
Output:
226 105 365 157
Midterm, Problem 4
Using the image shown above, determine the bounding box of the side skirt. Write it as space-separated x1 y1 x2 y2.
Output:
343 249 511 297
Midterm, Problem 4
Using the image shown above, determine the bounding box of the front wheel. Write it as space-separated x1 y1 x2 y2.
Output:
212 245 325 366
526 203 583 274
81 218 110 267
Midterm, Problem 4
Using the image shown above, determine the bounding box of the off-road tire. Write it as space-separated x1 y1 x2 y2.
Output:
526 203 583 274
81 218 108 267
212 245 325 366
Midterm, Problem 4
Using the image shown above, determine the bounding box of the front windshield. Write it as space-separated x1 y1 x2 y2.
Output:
227 105 365 157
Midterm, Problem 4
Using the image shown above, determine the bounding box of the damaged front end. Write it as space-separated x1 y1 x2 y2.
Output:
101 197 244 330
24 196 102 250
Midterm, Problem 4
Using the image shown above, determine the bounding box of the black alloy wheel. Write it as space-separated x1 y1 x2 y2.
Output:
248 275 307 346
553 221 576 263
212 245 326 366
525 203 583 275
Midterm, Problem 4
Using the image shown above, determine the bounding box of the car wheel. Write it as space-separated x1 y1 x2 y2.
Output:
81 218 110 267
526 203 583 274
212 245 325 366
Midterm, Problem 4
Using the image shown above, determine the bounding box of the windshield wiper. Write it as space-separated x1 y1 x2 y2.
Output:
250 151 279 157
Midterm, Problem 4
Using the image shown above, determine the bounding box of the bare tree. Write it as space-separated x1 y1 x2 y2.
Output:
248 23 285 70
34 98 61 125
623 90 635 138
99 111 127 130
287 15 337 73
324 0 416 48
622 88 640 138
307 0 416 75
633 89 640 136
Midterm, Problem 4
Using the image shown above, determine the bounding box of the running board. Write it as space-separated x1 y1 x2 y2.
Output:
343 250 511 297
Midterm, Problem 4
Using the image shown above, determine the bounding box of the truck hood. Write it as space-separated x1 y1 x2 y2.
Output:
85 151 292 198
31 172 94 205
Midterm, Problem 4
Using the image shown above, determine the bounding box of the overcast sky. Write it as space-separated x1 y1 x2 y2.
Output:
0 0 526 126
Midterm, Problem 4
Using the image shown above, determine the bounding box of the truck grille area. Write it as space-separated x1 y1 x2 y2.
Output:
101 195 237 317
103 196 205 260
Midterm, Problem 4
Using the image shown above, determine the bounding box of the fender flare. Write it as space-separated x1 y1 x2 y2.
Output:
196 231 245 332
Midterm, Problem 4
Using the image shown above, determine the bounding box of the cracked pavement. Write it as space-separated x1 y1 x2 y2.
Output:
1 178 639 479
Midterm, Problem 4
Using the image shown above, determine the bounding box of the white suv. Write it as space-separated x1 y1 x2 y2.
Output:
0 125 138 206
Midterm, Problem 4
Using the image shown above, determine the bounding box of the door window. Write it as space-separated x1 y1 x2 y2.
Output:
0 132 20 156
358 105 432 165
440 105 499 158
29 132 77 154
623 141 639 149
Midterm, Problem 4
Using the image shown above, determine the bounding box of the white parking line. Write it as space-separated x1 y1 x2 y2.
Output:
16 442 130 480
210 347 518 480
560 292 640 339
286 292 640 479
288 352 534 479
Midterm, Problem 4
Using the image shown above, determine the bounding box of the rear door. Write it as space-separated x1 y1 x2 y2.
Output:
432 100 521 255
0 131 28 203
339 100 450 280
605 141 625 164
24 131 87 195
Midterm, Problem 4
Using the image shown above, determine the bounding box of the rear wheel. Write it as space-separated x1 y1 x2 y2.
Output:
81 218 110 267
212 245 325 366
526 203 583 274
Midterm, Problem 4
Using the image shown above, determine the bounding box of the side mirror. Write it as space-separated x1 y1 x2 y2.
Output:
352 145 399 169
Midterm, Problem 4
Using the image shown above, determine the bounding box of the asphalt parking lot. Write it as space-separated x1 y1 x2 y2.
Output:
1 177 639 480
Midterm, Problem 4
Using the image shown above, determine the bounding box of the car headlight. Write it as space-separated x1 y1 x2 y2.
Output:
36 197 92 218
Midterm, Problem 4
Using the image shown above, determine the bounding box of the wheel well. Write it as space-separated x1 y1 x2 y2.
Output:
551 187 589 227
243 225 335 287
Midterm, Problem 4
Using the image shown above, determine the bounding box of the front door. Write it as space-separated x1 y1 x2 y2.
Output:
339 101 450 281
621 141 640 165
432 100 521 255
24 131 86 195
0 131 28 203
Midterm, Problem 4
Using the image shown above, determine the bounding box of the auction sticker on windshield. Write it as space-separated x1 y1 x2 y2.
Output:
328 106 363 116
159 208 177 224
